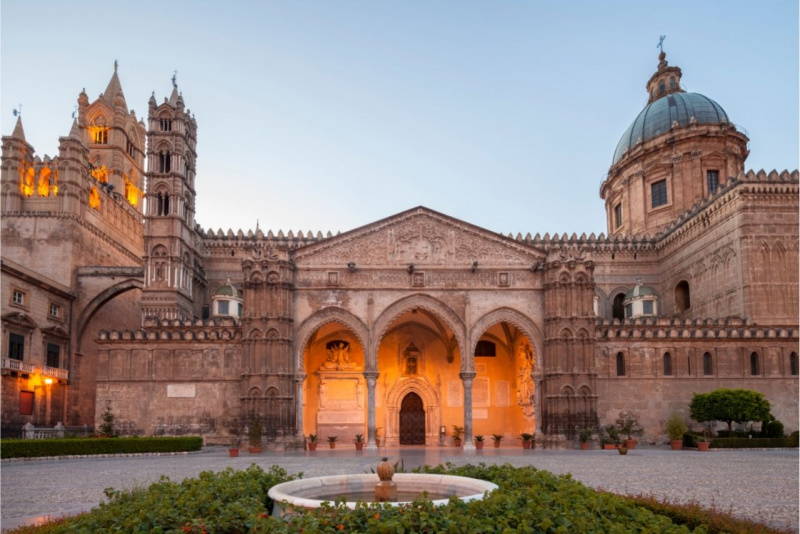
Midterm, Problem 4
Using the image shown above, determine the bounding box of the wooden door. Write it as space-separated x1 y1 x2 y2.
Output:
399 392 425 445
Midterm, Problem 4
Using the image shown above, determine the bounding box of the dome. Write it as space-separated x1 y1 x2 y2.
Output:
213 280 241 299
624 284 657 301
612 92 730 165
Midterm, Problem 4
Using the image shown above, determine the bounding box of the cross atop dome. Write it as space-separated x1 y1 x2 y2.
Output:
645 40 684 104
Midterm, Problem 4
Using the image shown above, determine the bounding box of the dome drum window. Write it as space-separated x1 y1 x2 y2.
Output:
623 280 658 319
211 278 243 318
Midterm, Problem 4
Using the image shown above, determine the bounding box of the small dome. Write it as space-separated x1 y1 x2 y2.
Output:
613 92 730 166
213 280 241 299
624 283 657 301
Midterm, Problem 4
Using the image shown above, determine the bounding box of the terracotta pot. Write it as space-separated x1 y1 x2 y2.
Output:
580 442 589 450
697 441 710 451
248 446 262 454
307 442 317 451
355 442 364 450
493 441 501 448
618 445 628 455
624 439 637 450
522 440 532 450
475 441 484 450
670 440 683 451
329 442 336 449
603 444 617 450
453 438 462 447
228 448 239 457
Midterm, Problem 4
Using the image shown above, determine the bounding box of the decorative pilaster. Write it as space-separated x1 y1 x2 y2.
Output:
295 373 306 439
460 371 476 451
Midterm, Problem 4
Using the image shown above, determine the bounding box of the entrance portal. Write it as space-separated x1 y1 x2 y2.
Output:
399 392 425 444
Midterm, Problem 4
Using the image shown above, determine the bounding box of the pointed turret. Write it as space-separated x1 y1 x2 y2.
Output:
11 116 26 141
101 61 126 106
168 84 180 106
68 118 81 140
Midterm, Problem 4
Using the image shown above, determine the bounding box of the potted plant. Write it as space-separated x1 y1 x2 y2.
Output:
520 432 534 449
248 419 262 454
579 428 592 450
492 434 504 448
697 430 711 452
228 424 241 457
307 434 318 451
474 435 485 450
328 435 338 449
452 425 464 447
354 433 365 451
616 412 642 449
603 425 620 450
665 412 687 450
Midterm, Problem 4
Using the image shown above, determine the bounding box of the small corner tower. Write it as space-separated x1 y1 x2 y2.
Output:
141 74 200 321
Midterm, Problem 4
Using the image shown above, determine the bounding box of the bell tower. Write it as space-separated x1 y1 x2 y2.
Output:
141 76 199 321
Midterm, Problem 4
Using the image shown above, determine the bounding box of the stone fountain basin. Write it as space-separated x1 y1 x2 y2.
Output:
268 473 498 517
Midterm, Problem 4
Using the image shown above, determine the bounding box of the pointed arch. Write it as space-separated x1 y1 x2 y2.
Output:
76 278 144 351
294 307 369 373
468 307 543 365
371 294 465 371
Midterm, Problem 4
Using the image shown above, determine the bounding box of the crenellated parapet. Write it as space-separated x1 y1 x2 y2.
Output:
596 315 798 340
99 316 242 343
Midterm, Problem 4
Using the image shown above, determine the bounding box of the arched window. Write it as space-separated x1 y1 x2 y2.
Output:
659 81 666 94
158 151 171 173
616 352 625 376
750 352 759 376
612 293 626 321
791 352 798 376
201 305 210 320
703 352 713 376
156 193 170 216
675 281 691 312
669 77 676 90
663 352 672 376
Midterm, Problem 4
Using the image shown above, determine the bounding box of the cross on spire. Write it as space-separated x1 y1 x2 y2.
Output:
657 35 666 53
12 104 22 117
114 59 118 72
172 70 178 87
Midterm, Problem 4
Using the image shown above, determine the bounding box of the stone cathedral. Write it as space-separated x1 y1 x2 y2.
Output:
2 52 798 449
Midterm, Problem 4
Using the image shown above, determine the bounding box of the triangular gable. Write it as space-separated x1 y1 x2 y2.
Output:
294 206 544 268
2 312 37 330
41 326 70 339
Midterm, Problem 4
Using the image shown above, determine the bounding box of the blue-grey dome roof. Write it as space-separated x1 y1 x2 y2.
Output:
612 92 729 165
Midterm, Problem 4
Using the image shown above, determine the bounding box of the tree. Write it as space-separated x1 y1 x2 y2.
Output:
689 389 771 433
98 400 116 437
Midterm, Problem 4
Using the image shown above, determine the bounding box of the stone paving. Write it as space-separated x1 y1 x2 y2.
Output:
1 446 797 532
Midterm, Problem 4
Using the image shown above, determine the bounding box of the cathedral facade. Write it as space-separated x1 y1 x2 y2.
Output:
2 52 797 449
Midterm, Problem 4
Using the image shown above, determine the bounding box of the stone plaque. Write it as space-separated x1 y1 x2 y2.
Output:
317 411 363 424
475 363 487 374
447 380 462 407
474 377 490 407
495 380 510 407
473 408 488 420
167 384 196 398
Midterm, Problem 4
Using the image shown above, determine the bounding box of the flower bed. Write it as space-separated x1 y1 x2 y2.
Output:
0 436 203 459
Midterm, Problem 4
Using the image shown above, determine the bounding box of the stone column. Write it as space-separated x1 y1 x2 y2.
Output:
460 372 476 451
294 373 306 439
364 371 379 450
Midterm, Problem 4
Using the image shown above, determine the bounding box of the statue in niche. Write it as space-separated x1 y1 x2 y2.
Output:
517 341 535 413
321 340 357 370
406 356 417 375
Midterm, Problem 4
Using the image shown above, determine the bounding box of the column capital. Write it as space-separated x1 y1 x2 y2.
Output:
459 371 476 382
294 372 307 381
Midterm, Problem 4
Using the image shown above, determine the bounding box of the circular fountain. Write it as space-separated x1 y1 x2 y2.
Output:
268 458 498 518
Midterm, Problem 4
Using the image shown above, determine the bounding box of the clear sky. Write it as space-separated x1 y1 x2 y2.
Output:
2 1 797 237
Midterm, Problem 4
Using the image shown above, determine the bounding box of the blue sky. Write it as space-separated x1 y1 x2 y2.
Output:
2 1 797 237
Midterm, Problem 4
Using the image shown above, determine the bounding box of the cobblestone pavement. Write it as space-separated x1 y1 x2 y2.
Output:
2 446 797 532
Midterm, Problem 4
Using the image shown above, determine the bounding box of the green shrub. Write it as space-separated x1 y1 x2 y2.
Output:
710 436 798 449
760 415 785 438
0 436 202 459
665 412 688 440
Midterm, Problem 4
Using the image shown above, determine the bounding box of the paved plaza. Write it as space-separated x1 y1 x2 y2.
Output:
2 446 798 532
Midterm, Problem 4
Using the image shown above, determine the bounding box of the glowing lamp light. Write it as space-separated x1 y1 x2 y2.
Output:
44 378 54 385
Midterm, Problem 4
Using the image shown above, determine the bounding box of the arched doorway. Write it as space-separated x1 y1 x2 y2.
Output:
399 392 425 444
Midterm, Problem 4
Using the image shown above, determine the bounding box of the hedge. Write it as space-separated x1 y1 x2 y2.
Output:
11 463 792 534
710 436 799 449
0 436 203 459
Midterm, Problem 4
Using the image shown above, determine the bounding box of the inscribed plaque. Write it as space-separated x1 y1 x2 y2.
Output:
447 380 462 407
167 384 196 398
495 380 510 407
473 377 490 407
473 408 488 420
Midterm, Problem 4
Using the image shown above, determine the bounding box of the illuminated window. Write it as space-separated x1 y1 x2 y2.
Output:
91 165 109 184
38 168 51 197
51 170 59 197
124 178 141 207
651 179 668 208
91 127 108 144
475 340 496 357
20 167 34 197
707 170 719 195
613 203 622 228
46 343 60 368
89 186 101 209
663 352 672 375
8 333 25 361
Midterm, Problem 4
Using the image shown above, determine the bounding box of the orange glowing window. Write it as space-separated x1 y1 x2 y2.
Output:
51 170 59 197
38 168 51 197
91 165 109 184
90 127 108 144
20 167 35 197
89 186 100 209
124 177 141 207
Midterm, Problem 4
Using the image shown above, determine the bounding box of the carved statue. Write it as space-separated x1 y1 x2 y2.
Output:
321 341 357 370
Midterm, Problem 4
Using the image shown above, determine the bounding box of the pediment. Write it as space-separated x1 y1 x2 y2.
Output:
294 207 544 268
